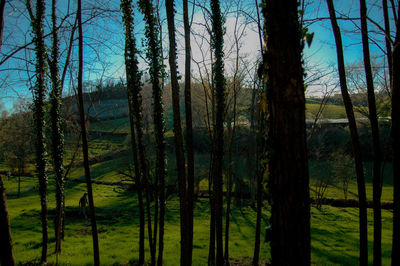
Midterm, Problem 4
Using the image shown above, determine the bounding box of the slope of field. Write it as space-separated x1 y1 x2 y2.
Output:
1 109 395 265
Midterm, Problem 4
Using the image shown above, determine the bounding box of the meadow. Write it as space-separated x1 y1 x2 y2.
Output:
1 104 395 265
3 171 395 265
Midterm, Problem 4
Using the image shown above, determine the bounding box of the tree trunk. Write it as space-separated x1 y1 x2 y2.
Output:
155 7 167 266
359 1 382 264
153 173 159 260
165 1 189 265
50 0 64 255
224 124 233 265
382 0 393 88
253 104 265 266
28 0 49 262
262 1 310 264
210 1 225 265
326 1 368 264
137 1 167 263
391 5 400 265
77 0 100 264
0 175 15 266
121 0 145 263
208 145 216 265
183 0 195 263
208 158 216 266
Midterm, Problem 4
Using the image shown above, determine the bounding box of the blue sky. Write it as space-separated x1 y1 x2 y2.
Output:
0 0 397 112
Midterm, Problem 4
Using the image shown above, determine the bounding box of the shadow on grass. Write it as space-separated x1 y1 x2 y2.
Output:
311 227 358 265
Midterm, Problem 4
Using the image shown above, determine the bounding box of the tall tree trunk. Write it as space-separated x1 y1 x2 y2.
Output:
155 4 167 263
210 0 225 265
165 1 188 264
183 0 194 264
27 0 48 261
250 0 266 266
253 102 265 266
121 0 145 263
0 175 15 266
208 155 216 266
208 32 216 266
137 1 167 263
138 1 167 264
262 1 310 264
50 0 64 255
225 11 242 263
253 3 264 263
134 48 154 266
224 124 233 265
77 0 100 264
391 5 400 265
359 1 382 264
127 111 145 265
326 0 368 264
153 173 159 261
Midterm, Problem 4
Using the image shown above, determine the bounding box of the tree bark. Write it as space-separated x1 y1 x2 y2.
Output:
165 1 189 264
27 0 48 262
210 1 225 265
121 0 145 263
262 0 310 264
253 3 265 264
359 1 382 264
326 0 368 264
155 5 167 265
253 104 265 266
77 0 100 264
137 1 167 263
183 0 195 264
0 175 15 266
50 0 64 255
391 4 400 265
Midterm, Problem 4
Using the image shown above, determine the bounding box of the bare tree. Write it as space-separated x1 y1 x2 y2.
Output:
359 1 382 264
391 4 400 265
165 0 190 264
0 102 33 198
77 0 100 264
183 0 195 263
326 0 368 264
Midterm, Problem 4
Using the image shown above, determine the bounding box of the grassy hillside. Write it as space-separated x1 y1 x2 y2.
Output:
306 103 364 119
1 112 395 265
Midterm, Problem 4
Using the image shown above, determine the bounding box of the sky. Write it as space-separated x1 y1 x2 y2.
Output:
0 0 397 112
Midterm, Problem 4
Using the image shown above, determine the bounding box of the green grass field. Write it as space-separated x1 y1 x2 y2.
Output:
1 108 395 265
306 103 364 119
2 163 395 265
